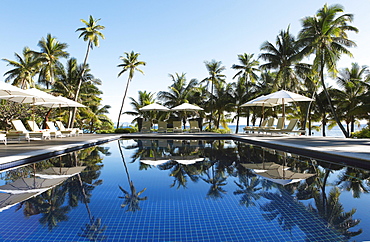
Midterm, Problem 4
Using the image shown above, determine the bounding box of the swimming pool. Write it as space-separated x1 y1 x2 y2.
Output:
0 139 368 241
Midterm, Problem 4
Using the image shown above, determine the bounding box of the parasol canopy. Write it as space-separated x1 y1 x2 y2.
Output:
139 103 170 111
171 103 203 111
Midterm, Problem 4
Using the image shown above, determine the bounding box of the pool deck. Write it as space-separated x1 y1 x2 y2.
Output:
0 132 369 170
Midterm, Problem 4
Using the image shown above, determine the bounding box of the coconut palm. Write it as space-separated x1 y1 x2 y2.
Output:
117 51 146 128
2 47 39 89
158 73 199 128
202 60 226 130
260 27 310 92
32 33 69 88
213 82 234 130
298 4 359 138
231 76 249 133
231 53 260 126
72 15 105 128
336 63 368 133
158 72 198 107
125 91 156 125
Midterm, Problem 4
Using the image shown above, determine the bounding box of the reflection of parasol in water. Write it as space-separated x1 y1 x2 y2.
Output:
253 166 315 186
241 162 283 171
0 177 68 194
140 158 169 166
35 166 86 179
173 157 204 165
0 192 40 212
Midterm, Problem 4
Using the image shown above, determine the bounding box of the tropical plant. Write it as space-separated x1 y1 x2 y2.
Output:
158 72 200 127
260 27 310 92
3 47 39 89
125 90 156 125
32 33 69 88
202 60 226 130
72 15 105 128
117 51 146 128
336 63 368 133
298 4 359 138
231 53 260 126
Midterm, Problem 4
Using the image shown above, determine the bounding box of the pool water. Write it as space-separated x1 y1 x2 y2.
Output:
0 139 368 241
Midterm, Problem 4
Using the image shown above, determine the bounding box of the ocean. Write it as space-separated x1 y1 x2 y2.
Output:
228 124 367 137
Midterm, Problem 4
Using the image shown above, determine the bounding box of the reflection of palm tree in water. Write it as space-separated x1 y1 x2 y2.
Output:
234 172 262 208
78 173 107 241
306 166 363 239
118 140 148 212
202 160 227 199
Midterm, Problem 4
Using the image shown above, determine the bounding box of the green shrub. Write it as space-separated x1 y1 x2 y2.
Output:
351 126 370 138
96 129 115 134
115 127 135 133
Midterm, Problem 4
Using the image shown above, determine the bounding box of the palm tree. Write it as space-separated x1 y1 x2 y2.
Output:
72 15 105 128
2 47 39 89
117 51 146 128
336 63 368 133
158 73 199 128
213 82 234 129
231 53 260 126
298 4 359 138
231 76 249 133
32 33 69 88
125 90 156 125
260 27 310 92
202 60 226 130
158 72 198 107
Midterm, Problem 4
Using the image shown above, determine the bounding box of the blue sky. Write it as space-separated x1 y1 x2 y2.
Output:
1 0 369 124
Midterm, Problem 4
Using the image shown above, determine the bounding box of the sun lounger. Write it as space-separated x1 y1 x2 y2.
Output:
0 133 6 145
173 121 183 133
269 119 306 135
45 122 64 138
244 119 268 133
262 117 285 134
6 131 30 143
257 118 275 133
26 120 51 139
55 121 78 136
11 120 50 140
157 121 167 133
189 120 200 133
141 121 152 133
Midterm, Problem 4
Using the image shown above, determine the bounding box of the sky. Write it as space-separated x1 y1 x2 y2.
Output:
1 0 370 125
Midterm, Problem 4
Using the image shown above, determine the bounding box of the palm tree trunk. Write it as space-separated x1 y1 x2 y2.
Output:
69 42 91 128
245 73 250 127
117 77 132 128
320 63 349 138
350 116 355 134
235 108 240 134
322 116 326 137
208 82 214 130
304 92 315 135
